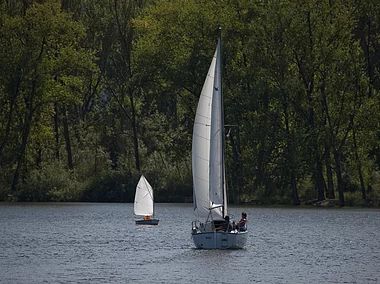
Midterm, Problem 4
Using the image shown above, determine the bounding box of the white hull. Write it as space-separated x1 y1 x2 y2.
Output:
191 231 248 249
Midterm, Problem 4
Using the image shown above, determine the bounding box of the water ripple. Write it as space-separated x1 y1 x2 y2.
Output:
0 203 379 283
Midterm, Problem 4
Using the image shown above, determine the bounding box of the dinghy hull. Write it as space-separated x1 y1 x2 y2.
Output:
135 219 159 225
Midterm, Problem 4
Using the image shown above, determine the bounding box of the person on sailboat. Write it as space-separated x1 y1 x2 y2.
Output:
234 212 247 231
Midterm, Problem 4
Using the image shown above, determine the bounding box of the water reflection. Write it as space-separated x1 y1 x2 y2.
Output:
0 203 379 283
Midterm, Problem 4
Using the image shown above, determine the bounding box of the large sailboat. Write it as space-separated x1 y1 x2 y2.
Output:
191 29 248 249
134 175 159 225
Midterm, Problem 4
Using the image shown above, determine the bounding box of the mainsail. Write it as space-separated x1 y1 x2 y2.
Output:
192 38 227 220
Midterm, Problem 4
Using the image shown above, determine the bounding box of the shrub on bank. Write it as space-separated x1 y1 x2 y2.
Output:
15 162 84 202
81 171 136 202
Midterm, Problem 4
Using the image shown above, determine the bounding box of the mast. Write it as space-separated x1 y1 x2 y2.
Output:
208 27 225 218
218 27 227 218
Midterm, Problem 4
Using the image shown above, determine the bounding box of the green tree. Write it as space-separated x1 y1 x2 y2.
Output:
0 1 97 193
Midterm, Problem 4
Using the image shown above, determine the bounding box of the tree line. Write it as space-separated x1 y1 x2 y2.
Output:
0 0 379 206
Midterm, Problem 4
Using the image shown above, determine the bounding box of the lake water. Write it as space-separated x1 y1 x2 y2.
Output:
1 203 379 283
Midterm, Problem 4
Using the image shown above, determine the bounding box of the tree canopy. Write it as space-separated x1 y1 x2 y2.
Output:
1 0 380 207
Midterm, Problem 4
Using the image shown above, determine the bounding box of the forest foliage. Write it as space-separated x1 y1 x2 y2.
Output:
1 0 380 206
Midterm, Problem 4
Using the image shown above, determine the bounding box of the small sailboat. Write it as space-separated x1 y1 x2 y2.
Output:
191 29 248 249
134 175 159 225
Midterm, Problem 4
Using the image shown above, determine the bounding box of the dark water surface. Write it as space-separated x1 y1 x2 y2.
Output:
1 203 379 283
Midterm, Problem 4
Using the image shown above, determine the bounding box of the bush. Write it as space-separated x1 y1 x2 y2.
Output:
81 170 136 202
344 192 363 207
15 162 84 202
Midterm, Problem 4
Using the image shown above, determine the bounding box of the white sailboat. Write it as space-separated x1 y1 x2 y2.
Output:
191 30 248 249
134 175 159 225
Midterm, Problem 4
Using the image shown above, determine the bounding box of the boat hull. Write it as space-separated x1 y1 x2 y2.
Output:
191 231 248 249
135 219 159 225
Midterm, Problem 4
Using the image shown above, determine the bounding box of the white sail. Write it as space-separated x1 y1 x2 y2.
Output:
192 38 226 220
134 175 154 216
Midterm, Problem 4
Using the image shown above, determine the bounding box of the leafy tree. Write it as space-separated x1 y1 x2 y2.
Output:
0 1 97 194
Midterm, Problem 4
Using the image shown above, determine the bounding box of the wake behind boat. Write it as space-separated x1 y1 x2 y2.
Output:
134 175 159 225
191 29 248 249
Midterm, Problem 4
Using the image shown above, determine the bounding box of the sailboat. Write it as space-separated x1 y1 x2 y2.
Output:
191 29 248 249
134 175 159 225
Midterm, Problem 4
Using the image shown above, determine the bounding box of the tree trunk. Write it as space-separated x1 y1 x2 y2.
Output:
12 35 46 192
54 105 60 160
333 148 345 206
11 84 36 192
235 124 243 205
0 95 15 159
291 173 300 205
129 87 140 172
0 72 21 159
320 78 335 200
281 86 300 205
325 145 335 199
365 17 373 98
36 148 42 168
294 12 325 203
306 85 326 201
321 80 346 206
63 107 73 170
229 124 243 205
352 127 366 200
316 159 325 201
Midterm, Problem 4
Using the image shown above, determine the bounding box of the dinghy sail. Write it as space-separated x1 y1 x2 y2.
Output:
134 175 159 225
